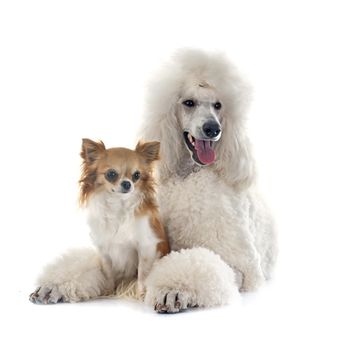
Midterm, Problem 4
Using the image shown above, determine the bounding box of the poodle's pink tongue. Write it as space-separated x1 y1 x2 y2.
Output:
194 139 216 165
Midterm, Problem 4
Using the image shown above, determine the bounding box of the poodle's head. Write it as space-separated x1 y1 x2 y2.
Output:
178 81 222 166
141 49 255 188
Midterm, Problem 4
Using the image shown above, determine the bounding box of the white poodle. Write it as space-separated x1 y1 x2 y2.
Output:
30 49 277 313
140 49 277 312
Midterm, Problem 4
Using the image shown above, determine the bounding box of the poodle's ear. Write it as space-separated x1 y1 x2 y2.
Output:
213 119 255 190
81 138 106 165
157 101 184 175
139 95 185 177
136 140 161 163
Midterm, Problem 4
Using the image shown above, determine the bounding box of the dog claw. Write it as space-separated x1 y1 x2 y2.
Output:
29 285 65 305
174 293 181 309
155 303 169 313
29 287 41 303
153 291 194 313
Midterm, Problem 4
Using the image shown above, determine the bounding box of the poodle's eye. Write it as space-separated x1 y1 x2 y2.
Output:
183 99 195 108
132 171 141 182
105 169 118 182
214 102 222 110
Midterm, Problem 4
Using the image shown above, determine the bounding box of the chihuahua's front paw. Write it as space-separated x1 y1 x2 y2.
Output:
29 285 65 305
137 281 146 301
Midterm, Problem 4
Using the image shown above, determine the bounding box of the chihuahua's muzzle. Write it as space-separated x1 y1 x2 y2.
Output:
120 180 132 193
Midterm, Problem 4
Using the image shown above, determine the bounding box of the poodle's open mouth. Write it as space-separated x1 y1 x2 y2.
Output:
183 131 216 166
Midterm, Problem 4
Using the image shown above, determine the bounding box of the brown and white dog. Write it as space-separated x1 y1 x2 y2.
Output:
30 139 169 303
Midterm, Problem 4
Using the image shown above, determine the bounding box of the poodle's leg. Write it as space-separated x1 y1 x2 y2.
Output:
29 248 115 304
212 215 266 292
144 247 239 313
248 192 278 282
223 232 265 293
237 259 265 293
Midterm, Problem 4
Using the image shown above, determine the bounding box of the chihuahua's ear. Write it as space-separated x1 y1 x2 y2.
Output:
81 138 106 165
136 141 160 163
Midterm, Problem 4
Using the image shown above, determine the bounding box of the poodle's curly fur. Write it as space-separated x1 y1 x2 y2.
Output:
140 49 277 312
29 49 277 313
141 49 255 188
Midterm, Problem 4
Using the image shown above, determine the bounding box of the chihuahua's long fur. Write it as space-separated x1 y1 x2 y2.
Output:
30 140 169 303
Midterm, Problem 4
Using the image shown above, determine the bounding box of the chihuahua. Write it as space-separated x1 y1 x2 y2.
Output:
80 138 169 297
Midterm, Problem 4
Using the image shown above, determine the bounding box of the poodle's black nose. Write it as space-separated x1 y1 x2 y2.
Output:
203 121 221 138
121 180 132 192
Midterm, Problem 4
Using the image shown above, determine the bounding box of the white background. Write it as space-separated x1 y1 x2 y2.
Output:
0 0 349 349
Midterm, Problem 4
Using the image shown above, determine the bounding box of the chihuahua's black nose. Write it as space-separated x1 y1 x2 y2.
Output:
121 180 131 193
203 121 221 138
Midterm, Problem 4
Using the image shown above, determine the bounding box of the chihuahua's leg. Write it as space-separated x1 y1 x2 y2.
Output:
29 248 115 304
137 249 159 299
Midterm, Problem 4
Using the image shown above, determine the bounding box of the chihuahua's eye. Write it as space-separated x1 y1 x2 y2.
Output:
182 99 195 108
132 171 141 182
214 102 222 110
105 169 118 182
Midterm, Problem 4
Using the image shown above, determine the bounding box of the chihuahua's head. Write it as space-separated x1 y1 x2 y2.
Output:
79 139 160 206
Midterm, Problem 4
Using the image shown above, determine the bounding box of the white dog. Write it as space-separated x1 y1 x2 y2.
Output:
29 49 277 313
140 49 277 312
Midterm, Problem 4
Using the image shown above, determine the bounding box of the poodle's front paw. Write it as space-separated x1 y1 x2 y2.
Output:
153 290 195 314
29 285 65 305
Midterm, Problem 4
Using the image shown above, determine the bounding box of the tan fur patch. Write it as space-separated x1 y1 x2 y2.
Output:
135 199 169 257
79 139 106 206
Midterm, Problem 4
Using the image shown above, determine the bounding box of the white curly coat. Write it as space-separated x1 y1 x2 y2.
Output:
141 49 277 312
30 49 277 312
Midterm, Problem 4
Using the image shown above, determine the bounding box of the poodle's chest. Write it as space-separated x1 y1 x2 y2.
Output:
158 171 249 247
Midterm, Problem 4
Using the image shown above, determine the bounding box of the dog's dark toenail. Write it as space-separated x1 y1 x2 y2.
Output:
174 293 180 308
